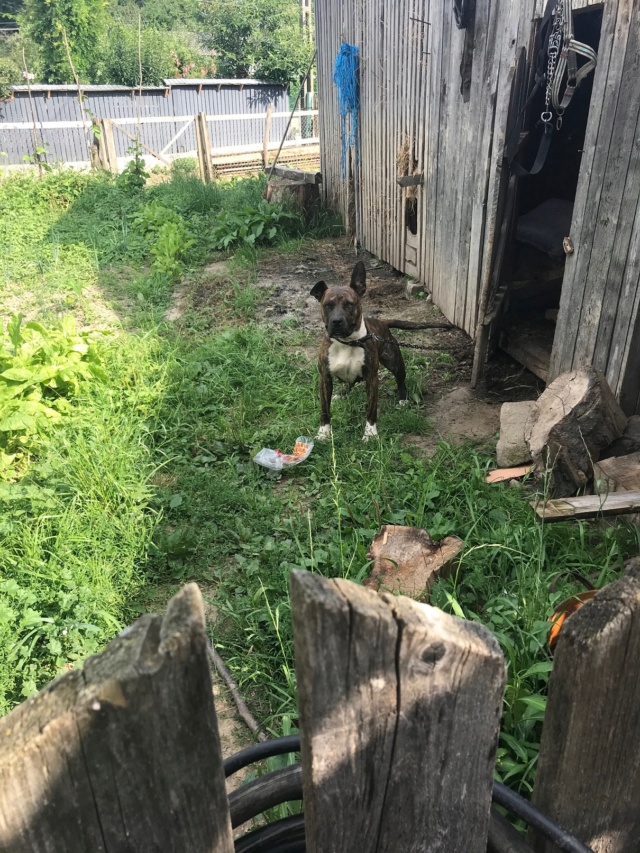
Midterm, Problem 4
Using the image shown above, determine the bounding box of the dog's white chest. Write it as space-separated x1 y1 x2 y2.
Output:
328 341 365 385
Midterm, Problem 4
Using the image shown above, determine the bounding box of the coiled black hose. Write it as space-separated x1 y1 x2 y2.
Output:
234 815 306 853
227 736 594 853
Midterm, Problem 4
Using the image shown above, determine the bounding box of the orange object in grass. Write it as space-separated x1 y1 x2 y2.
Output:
548 590 598 653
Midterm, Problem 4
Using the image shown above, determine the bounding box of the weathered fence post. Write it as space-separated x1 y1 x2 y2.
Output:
0 584 234 853
99 118 118 174
262 102 273 167
290 570 506 852
531 558 640 852
196 111 214 183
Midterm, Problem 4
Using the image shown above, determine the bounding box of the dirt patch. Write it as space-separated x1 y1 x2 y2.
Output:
405 385 501 457
255 237 452 335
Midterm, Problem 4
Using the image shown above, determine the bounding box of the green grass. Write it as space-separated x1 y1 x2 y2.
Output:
151 324 638 792
0 164 638 802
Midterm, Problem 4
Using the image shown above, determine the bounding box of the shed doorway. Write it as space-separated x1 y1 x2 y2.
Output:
491 6 604 383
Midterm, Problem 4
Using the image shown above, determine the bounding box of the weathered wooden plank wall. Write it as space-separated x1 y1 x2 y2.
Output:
550 0 640 414
317 0 640 414
316 0 541 335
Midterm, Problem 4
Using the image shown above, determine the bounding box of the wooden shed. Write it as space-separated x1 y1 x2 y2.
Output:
315 0 640 414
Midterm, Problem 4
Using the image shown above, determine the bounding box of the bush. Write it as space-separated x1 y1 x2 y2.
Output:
0 314 107 479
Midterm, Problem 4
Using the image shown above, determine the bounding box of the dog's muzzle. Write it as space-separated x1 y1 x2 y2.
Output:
328 318 349 337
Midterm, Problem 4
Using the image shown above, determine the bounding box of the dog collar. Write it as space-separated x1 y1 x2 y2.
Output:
330 333 373 348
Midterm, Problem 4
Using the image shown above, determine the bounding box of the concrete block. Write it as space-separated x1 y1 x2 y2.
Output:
404 279 425 299
496 401 537 468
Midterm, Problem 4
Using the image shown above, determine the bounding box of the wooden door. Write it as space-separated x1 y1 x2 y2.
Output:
550 0 640 413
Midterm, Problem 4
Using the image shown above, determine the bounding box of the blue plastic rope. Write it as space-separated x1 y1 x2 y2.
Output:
333 43 360 179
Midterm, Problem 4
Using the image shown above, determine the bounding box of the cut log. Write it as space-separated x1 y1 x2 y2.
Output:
496 400 537 467
525 368 627 497
0 584 234 853
532 490 640 522
363 525 463 598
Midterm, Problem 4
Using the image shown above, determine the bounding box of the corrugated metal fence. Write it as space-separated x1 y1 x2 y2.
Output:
0 79 310 167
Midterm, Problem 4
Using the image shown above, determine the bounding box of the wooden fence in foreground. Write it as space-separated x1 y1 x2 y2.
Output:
0 563 639 852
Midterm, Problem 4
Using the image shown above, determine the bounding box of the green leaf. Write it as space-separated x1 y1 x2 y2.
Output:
522 661 553 679
500 731 530 762
7 314 23 351
1 367 36 382
169 493 184 509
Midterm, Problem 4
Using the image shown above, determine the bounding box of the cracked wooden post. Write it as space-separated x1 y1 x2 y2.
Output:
290 570 506 852
531 558 640 853
196 111 214 183
0 584 234 853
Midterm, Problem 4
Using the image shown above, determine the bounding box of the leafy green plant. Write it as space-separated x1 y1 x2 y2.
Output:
211 201 300 250
132 200 194 279
118 146 149 194
0 314 106 478
150 219 194 280
23 143 52 172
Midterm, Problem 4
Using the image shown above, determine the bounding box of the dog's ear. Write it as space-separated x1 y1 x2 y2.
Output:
350 261 367 296
310 281 328 302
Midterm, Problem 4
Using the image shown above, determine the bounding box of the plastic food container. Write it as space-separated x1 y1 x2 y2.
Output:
253 437 314 472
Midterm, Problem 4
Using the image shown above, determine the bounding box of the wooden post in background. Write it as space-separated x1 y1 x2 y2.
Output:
99 118 118 174
531 558 640 853
196 111 214 183
0 584 234 853
262 102 273 168
290 570 506 853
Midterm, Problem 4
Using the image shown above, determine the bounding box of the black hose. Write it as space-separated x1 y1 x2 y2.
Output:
225 735 301 778
492 783 593 853
234 815 306 853
228 738 594 852
228 764 303 829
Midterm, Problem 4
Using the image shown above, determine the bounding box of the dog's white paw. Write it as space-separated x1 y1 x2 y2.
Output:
316 424 332 441
398 399 408 407
362 422 379 442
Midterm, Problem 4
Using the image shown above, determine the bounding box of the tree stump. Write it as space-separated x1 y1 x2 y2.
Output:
363 524 463 598
263 178 321 222
526 368 627 496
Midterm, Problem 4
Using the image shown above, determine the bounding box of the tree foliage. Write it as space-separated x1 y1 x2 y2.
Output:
110 0 201 31
200 0 310 85
101 24 203 86
20 0 109 83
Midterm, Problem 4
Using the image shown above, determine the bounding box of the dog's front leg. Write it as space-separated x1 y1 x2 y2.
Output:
363 370 379 441
316 368 333 441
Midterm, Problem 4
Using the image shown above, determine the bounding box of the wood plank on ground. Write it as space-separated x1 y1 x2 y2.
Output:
532 490 640 521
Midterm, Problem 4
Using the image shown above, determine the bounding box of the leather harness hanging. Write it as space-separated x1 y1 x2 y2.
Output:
509 0 598 177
